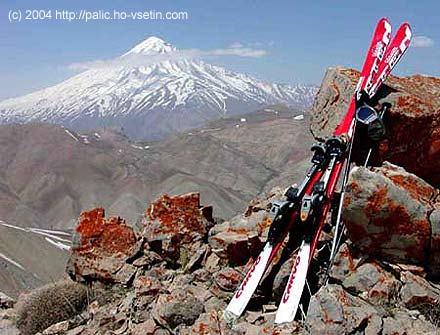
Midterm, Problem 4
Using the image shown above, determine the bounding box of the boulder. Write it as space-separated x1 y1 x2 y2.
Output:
177 311 223 335
67 208 141 283
212 267 243 293
429 204 440 277
133 275 162 296
208 230 262 265
42 320 69 334
342 262 401 305
381 310 439 335
0 308 19 335
311 67 357 140
208 193 277 265
152 289 204 329
311 67 440 186
328 243 362 282
306 284 382 335
141 193 214 264
343 162 436 267
400 271 440 309
130 319 157 335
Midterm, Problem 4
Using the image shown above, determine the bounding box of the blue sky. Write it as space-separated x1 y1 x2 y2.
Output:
0 0 439 100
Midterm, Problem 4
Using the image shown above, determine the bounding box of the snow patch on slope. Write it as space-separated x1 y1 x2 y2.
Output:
1 221 72 250
0 252 25 270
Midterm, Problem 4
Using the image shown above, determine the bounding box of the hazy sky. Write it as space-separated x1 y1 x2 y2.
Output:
0 0 438 100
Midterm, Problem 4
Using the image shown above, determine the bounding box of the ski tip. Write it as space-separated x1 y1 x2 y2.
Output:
398 22 412 31
378 17 391 25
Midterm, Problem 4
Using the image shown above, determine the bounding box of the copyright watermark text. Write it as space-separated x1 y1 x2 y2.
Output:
8 9 189 23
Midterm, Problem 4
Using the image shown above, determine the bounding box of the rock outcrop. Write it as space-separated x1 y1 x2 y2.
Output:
343 162 439 276
311 67 440 186
208 191 280 265
67 208 142 284
2 188 437 335
310 242 440 335
141 193 215 266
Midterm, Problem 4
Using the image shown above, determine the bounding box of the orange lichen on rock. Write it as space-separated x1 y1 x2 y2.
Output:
68 207 139 283
344 164 433 266
330 82 341 104
75 208 137 255
385 175 434 203
340 68 360 83
144 193 209 238
141 193 214 263
312 67 440 185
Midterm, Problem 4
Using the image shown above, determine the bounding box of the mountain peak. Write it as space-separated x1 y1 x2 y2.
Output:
124 36 176 55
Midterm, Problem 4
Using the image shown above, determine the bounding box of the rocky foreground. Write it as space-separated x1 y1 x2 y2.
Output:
1 68 440 334
1 186 439 335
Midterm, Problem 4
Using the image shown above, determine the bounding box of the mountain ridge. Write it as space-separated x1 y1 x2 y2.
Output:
0 36 317 140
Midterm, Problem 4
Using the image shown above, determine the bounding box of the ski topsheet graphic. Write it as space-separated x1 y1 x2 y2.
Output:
370 22 412 96
224 18 412 325
226 243 273 317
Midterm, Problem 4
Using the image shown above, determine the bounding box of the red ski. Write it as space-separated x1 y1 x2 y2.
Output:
276 19 412 324
224 18 412 325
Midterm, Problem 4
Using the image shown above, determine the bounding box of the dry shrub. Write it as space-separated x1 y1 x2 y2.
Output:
15 279 89 335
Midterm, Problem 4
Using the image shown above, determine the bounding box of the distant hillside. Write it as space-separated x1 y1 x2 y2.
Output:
0 107 313 230
0 107 314 296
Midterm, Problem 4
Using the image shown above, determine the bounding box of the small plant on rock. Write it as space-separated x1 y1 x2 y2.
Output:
15 279 89 335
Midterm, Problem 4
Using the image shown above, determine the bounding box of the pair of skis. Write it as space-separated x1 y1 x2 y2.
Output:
225 18 412 325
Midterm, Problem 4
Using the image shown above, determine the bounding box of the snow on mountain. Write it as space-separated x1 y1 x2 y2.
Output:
0 37 318 140
123 36 177 55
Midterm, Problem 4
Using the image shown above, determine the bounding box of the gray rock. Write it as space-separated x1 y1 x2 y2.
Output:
66 326 86 335
311 67 355 140
343 163 433 265
232 321 268 335
208 230 262 266
114 263 138 285
42 320 69 334
133 275 162 296
306 284 381 335
213 268 243 292
132 251 163 267
176 311 223 334
184 245 209 272
187 284 213 304
400 271 440 309
130 319 157 335
0 309 19 335
328 243 361 282
342 262 401 305
192 268 212 283
429 205 440 277
382 310 438 335
204 253 221 274
152 289 204 329
204 296 227 313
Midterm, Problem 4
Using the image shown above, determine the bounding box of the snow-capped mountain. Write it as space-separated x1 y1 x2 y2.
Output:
0 37 318 140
